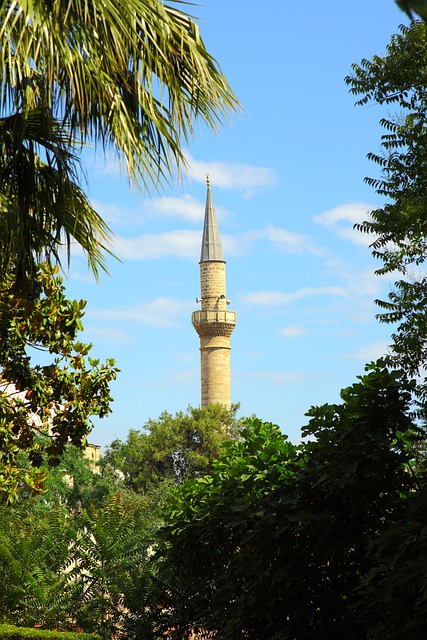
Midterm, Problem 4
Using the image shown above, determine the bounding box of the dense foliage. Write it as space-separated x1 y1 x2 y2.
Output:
3 365 427 639
149 361 425 639
0 405 241 638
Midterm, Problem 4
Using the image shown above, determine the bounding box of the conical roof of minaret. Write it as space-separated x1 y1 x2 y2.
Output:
200 177 225 262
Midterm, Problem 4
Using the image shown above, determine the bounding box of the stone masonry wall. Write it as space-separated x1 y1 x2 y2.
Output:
200 262 227 310
195 261 235 407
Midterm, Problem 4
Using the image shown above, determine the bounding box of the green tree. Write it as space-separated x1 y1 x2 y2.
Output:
37 443 125 513
345 21 427 408
0 0 239 283
102 403 243 494
0 262 118 501
0 490 154 636
148 362 421 639
68 493 154 640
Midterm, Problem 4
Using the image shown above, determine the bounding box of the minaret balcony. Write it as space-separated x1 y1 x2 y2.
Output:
192 309 236 337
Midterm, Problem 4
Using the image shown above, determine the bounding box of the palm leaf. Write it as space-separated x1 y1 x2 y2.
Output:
0 0 240 189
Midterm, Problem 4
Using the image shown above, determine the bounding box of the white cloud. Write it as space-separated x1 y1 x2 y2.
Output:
315 203 371 226
342 339 391 361
220 225 328 259
106 221 329 263
279 325 307 338
88 298 194 328
185 152 277 197
314 203 374 246
112 228 263 261
113 230 200 260
246 371 304 384
241 286 347 306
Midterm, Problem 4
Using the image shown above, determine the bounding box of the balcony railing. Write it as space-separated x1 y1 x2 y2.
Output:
192 310 237 325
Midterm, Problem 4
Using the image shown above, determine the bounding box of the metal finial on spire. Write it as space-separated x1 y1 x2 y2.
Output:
206 173 210 188
200 176 224 262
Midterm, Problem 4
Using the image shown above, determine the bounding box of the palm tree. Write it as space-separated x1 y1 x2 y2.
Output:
0 0 239 280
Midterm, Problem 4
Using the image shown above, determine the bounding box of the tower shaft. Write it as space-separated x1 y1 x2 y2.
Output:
192 181 236 407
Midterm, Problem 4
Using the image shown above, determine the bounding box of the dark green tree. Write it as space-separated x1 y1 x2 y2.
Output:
346 21 427 409
102 403 243 494
147 361 422 640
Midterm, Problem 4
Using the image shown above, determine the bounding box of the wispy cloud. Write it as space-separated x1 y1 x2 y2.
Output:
90 151 122 177
107 220 329 263
241 286 347 306
84 325 134 345
278 325 308 338
185 152 277 197
113 229 263 260
87 298 194 328
261 225 328 256
166 369 199 385
173 351 198 363
342 339 390 361
91 200 143 228
147 195 204 223
314 203 374 246
222 226 328 259
113 230 200 260
246 371 304 384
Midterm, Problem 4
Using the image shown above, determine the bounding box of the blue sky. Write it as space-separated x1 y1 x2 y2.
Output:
63 0 409 448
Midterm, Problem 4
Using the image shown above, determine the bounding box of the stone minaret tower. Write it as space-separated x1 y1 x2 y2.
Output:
192 177 237 407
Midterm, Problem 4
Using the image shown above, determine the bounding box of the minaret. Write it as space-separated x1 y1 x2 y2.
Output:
192 177 237 406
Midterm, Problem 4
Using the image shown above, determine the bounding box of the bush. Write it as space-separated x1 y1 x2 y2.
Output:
0 623 100 640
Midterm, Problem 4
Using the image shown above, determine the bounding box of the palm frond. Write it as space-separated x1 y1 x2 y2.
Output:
0 107 113 282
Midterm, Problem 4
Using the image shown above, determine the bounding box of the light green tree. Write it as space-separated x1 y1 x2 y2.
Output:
102 404 243 494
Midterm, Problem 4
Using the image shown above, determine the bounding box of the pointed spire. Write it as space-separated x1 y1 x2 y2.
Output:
200 175 225 262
